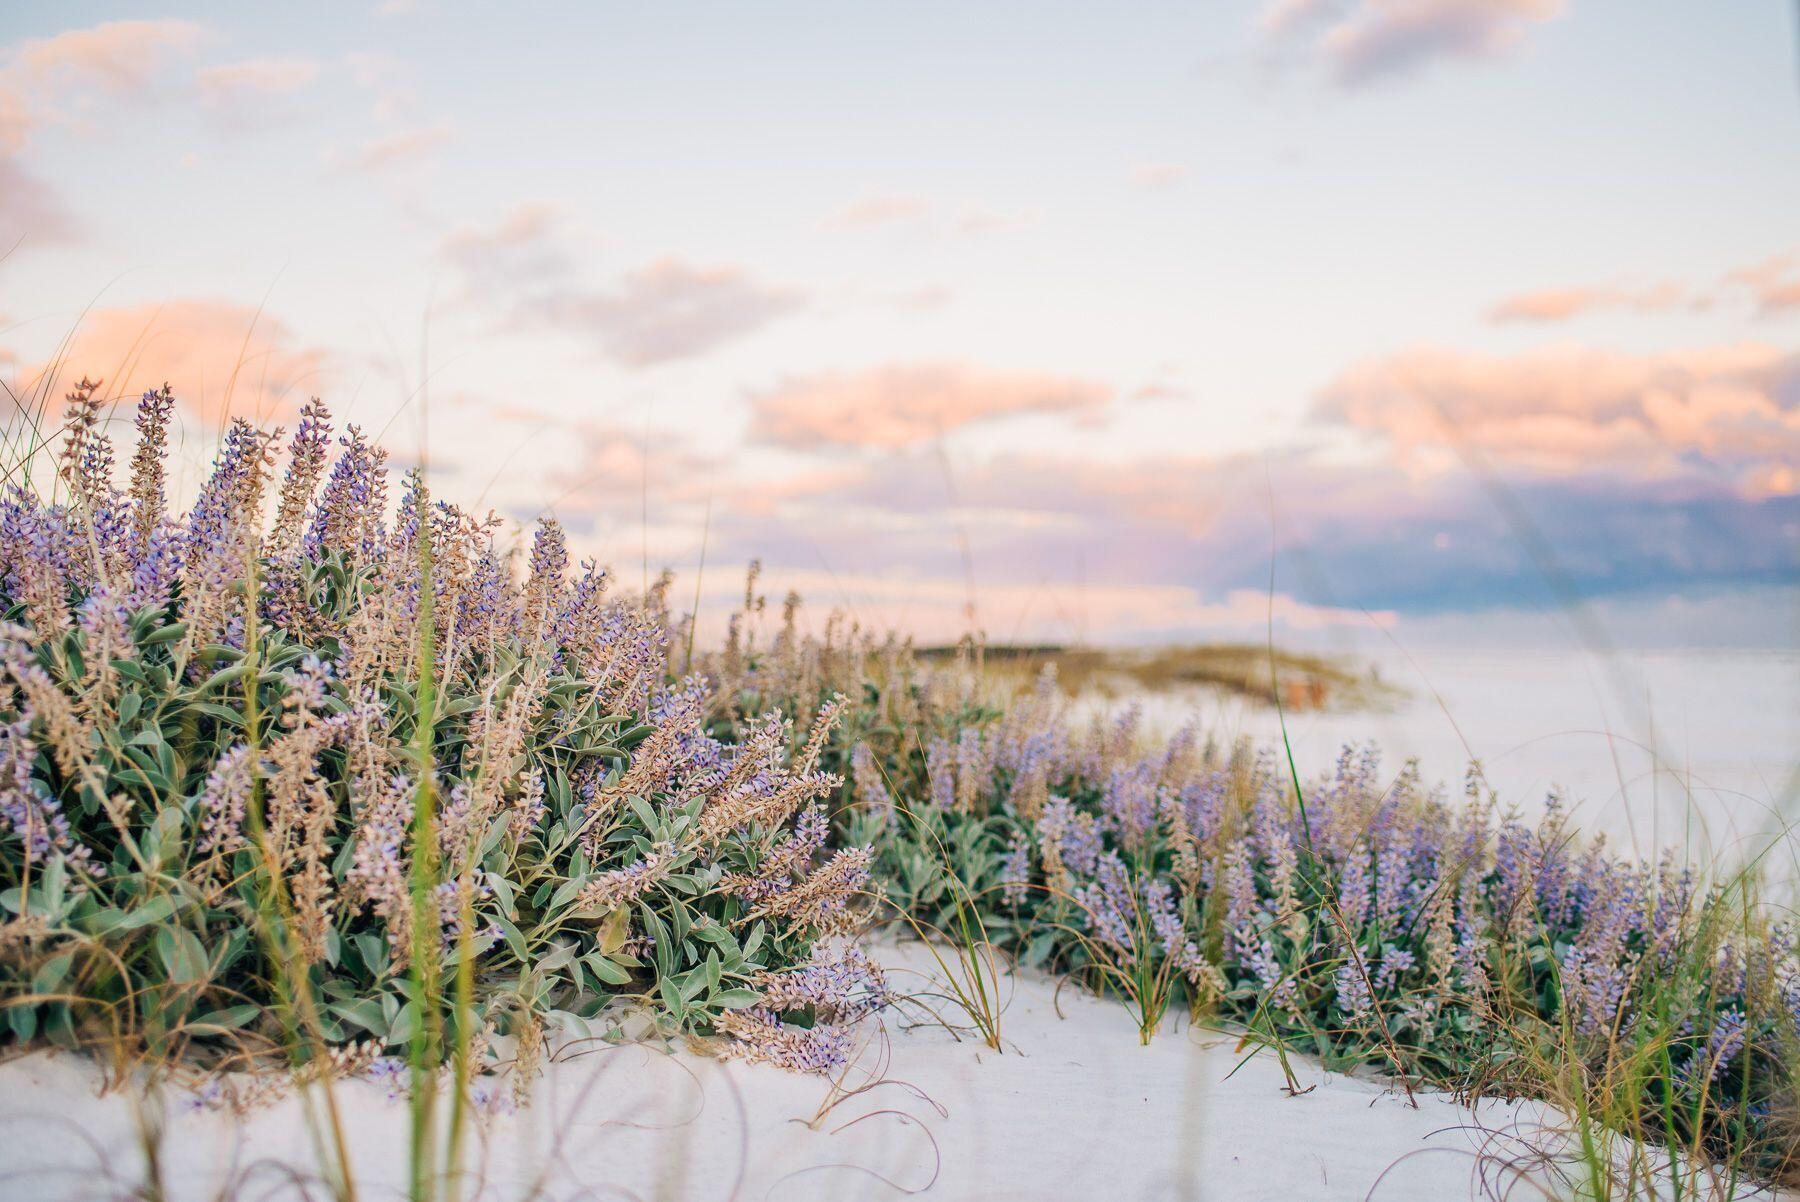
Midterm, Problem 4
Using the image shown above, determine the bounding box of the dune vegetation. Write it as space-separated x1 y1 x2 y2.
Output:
2 383 1796 1199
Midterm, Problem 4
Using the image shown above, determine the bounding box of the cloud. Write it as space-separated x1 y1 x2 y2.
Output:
1314 343 1800 498
504 352 1794 636
10 298 333 427
0 18 210 244
343 50 420 124
538 421 724 539
526 259 803 367
703 437 1796 622
1130 164 1188 191
1487 283 1685 323
0 158 81 246
196 55 318 103
1724 252 1800 317
1264 0 1565 87
440 202 578 293
749 364 1113 450
11 19 208 94
1490 250 1800 323
830 193 931 227
440 207 801 366
334 123 453 172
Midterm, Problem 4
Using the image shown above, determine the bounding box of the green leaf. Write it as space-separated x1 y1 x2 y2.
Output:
89 893 175 933
32 952 73 995
624 795 659 833
714 988 761 1010
153 925 209 986
388 1000 421 1045
657 976 684 1019
194 702 247 728
597 906 629 956
548 875 589 912
677 968 708 1003
191 1004 261 1032
639 903 674 980
329 997 388 1036
583 953 632 986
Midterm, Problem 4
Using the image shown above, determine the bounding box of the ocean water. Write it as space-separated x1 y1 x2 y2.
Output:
1085 648 1800 867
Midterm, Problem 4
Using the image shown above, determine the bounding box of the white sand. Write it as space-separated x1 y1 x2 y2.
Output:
0 942 1775 1202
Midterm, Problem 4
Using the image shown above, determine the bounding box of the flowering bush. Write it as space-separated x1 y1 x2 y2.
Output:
705 604 1800 1186
0 383 884 1082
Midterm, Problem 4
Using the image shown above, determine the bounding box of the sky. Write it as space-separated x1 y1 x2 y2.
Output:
1 1 1797 650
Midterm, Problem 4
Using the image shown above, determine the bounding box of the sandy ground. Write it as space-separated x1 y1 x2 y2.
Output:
0 942 1775 1202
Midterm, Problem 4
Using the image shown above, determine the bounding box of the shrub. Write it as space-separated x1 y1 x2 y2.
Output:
701 590 1800 1189
0 384 884 1091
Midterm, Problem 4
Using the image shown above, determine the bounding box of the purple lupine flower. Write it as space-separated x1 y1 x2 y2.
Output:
77 590 133 664
1101 758 1159 847
1144 876 1204 978
1702 1009 1747 1083
1179 771 1229 847
305 425 388 559
999 830 1032 909
925 736 956 811
1073 851 1138 955
719 1006 856 1074
1216 842 1260 950
1373 944 1416 992
364 1056 410 1100
1037 793 1103 877
180 1078 227 1114
1373 846 1412 935
580 842 678 909
468 1076 518 1117
0 711 91 872
849 742 892 826
128 521 183 612
757 940 893 1023
195 744 253 856
1335 956 1374 1018
1337 847 1372 932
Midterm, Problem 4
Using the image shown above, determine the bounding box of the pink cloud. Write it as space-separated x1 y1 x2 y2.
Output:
1724 252 1800 317
1487 282 1684 323
1314 343 1799 497
1130 163 1188 191
524 259 804 367
441 208 799 366
749 364 1113 450
0 157 80 246
0 18 210 243
830 193 931 227
1264 0 1564 87
12 19 208 93
541 421 724 525
440 202 579 292
334 123 453 172
12 299 333 428
1490 250 1800 323
197 56 319 102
